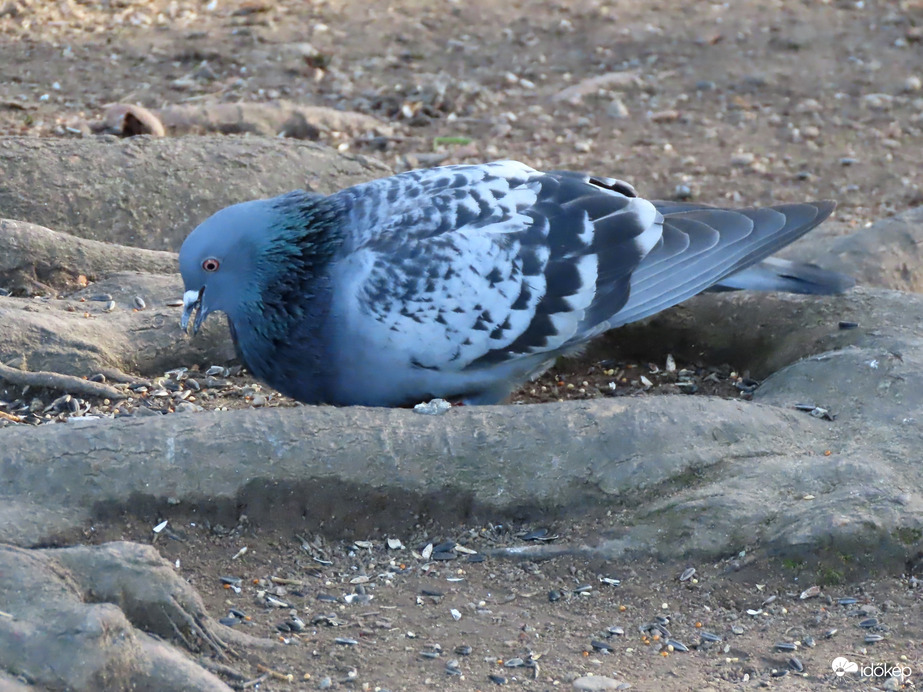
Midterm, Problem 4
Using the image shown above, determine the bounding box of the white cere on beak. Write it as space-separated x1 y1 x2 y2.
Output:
181 288 204 333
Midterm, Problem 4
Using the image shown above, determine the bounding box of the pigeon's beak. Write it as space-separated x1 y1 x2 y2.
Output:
181 287 207 335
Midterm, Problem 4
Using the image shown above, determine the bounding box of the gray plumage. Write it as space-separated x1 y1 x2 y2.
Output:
179 160 852 406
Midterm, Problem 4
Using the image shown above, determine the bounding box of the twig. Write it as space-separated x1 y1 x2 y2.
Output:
256 664 294 683
0 411 23 423
239 673 270 689
197 657 248 681
0 361 126 400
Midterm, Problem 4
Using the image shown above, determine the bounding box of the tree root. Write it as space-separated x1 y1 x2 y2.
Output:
0 361 127 400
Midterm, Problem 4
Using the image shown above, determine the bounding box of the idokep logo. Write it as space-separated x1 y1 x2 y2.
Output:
831 657 859 676
831 656 912 681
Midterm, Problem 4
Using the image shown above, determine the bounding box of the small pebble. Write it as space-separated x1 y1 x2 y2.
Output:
413 398 452 415
674 184 693 200
572 675 625 691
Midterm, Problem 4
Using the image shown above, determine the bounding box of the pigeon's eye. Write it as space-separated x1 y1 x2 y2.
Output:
202 258 220 272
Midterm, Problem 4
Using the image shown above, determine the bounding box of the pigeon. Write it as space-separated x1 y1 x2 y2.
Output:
179 160 852 407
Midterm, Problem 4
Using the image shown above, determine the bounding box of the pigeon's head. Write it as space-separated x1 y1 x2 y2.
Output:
179 198 279 335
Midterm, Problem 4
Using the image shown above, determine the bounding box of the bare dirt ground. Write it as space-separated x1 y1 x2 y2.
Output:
2 0 923 689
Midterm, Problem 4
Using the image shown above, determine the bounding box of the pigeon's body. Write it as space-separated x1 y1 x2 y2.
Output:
180 160 852 406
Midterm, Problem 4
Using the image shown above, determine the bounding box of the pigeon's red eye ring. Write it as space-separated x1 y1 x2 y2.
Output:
202 258 220 272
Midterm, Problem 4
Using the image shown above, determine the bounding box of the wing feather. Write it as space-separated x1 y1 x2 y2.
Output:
330 163 658 372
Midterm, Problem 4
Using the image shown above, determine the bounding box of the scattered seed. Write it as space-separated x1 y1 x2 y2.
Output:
455 645 472 656
865 633 885 643
774 642 798 651
89 293 113 302
837 597 858 605
548 590 562 602
799 586 821 600
680 567 696 582
858 618 879 628
771 669 789 678
218 616 240 626
789 657 805 672
420 650 440 659
334 637 358 646
803 635 816 648
219 576 242 586
607 626 625 636
281 617 305 632
166 298 184 307
504 658 525 668
700 631 723 642
667 639 688 652
522 528 557 541
104 300 116 312
591 640 614 652
133 296 146 310
488 674 507 685
824 628 838 638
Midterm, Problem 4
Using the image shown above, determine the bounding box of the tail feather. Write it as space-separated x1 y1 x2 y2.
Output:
712 256 856 295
